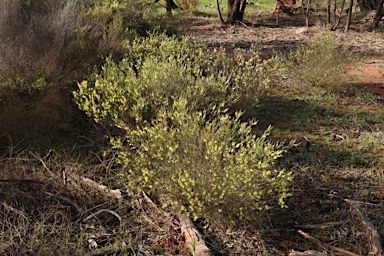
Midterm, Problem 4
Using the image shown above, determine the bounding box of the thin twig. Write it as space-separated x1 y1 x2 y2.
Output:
295 221 344 229
44 191 84 215
81 245 126 256
141 191 169 217
30 151 53 176
345 199 383 256
83 209 122 224
1 202 30 221
0 179 46 184
297 230 360 256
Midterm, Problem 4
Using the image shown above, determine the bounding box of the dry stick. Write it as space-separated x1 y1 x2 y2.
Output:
297 230 360 256
289 250 327 256
295 221 344 229
83 209 122 224
178 211 212 256
142 191 211 255
44 191 84 215
344 199 383 256
81 246 125 256
304 0 311 27
64 164 122 201
30 151 54 176
141 190 166 215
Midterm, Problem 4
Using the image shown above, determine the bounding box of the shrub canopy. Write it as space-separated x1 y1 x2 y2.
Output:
74 34 292 223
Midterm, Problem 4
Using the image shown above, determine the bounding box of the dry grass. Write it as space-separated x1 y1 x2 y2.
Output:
0 149 185 255
0 147 278 255
0 0 81 76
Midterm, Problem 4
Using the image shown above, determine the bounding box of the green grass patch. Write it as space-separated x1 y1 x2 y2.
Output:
155 0 276 18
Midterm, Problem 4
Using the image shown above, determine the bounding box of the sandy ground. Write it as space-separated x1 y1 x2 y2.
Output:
186 13 384 98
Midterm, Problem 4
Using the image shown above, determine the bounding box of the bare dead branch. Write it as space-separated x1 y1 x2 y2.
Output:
178 211 211 256
83 209 122 224
141 191 167 216
1 202 30 221
64 164 122 201
0 179 46 184
289 250 327 255
297 230 360 256
44 191 84 215
295 221 344 229
345 199 383 256
30 151 54 176
81 245 126 256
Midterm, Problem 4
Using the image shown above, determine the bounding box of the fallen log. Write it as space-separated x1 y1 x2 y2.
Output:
289 250 327 256
64 164 122 201
178 211 212 256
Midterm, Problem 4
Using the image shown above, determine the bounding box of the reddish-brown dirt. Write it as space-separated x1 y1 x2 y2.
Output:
351 58 384 99
186 13 384 98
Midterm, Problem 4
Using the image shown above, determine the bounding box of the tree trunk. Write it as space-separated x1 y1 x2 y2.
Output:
304 0 312 27
166 0 172 16
345 0 354 32
370 0 384 29
332 0 346 30
227 0 246 24
333 0 337 22
357 0 370 11
216 0 226 23
327 0 331 24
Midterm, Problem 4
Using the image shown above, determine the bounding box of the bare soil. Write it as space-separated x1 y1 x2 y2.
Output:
186 12 384 98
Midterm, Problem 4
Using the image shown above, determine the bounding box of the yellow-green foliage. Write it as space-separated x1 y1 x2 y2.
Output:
84 0 170 39
281 32 357 91
0 72 52 103
74 34 273 128
74 33 292 223
114 99 292 222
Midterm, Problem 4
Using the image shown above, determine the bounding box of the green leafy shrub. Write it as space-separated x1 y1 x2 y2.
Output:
279 32 357 91
74 34 292 223
0 72 52 104
81 0 176 47
114 98 293 223
74 34 275 128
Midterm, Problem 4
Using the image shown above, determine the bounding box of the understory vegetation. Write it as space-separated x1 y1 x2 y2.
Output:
1 0 383 255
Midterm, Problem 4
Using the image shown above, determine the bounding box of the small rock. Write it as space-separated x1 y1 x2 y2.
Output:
295 27 309 34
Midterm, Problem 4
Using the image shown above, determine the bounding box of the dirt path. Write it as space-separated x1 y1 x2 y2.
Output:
186 15 384 98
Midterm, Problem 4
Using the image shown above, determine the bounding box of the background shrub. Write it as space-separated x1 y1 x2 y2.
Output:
180 0 199 12
0 0 81 77
277 32 357 91
0 0 171 146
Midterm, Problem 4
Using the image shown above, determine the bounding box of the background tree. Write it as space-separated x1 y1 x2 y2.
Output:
371 0 384 29
357 0 380 10
216 0 247 23
227 0 247 23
